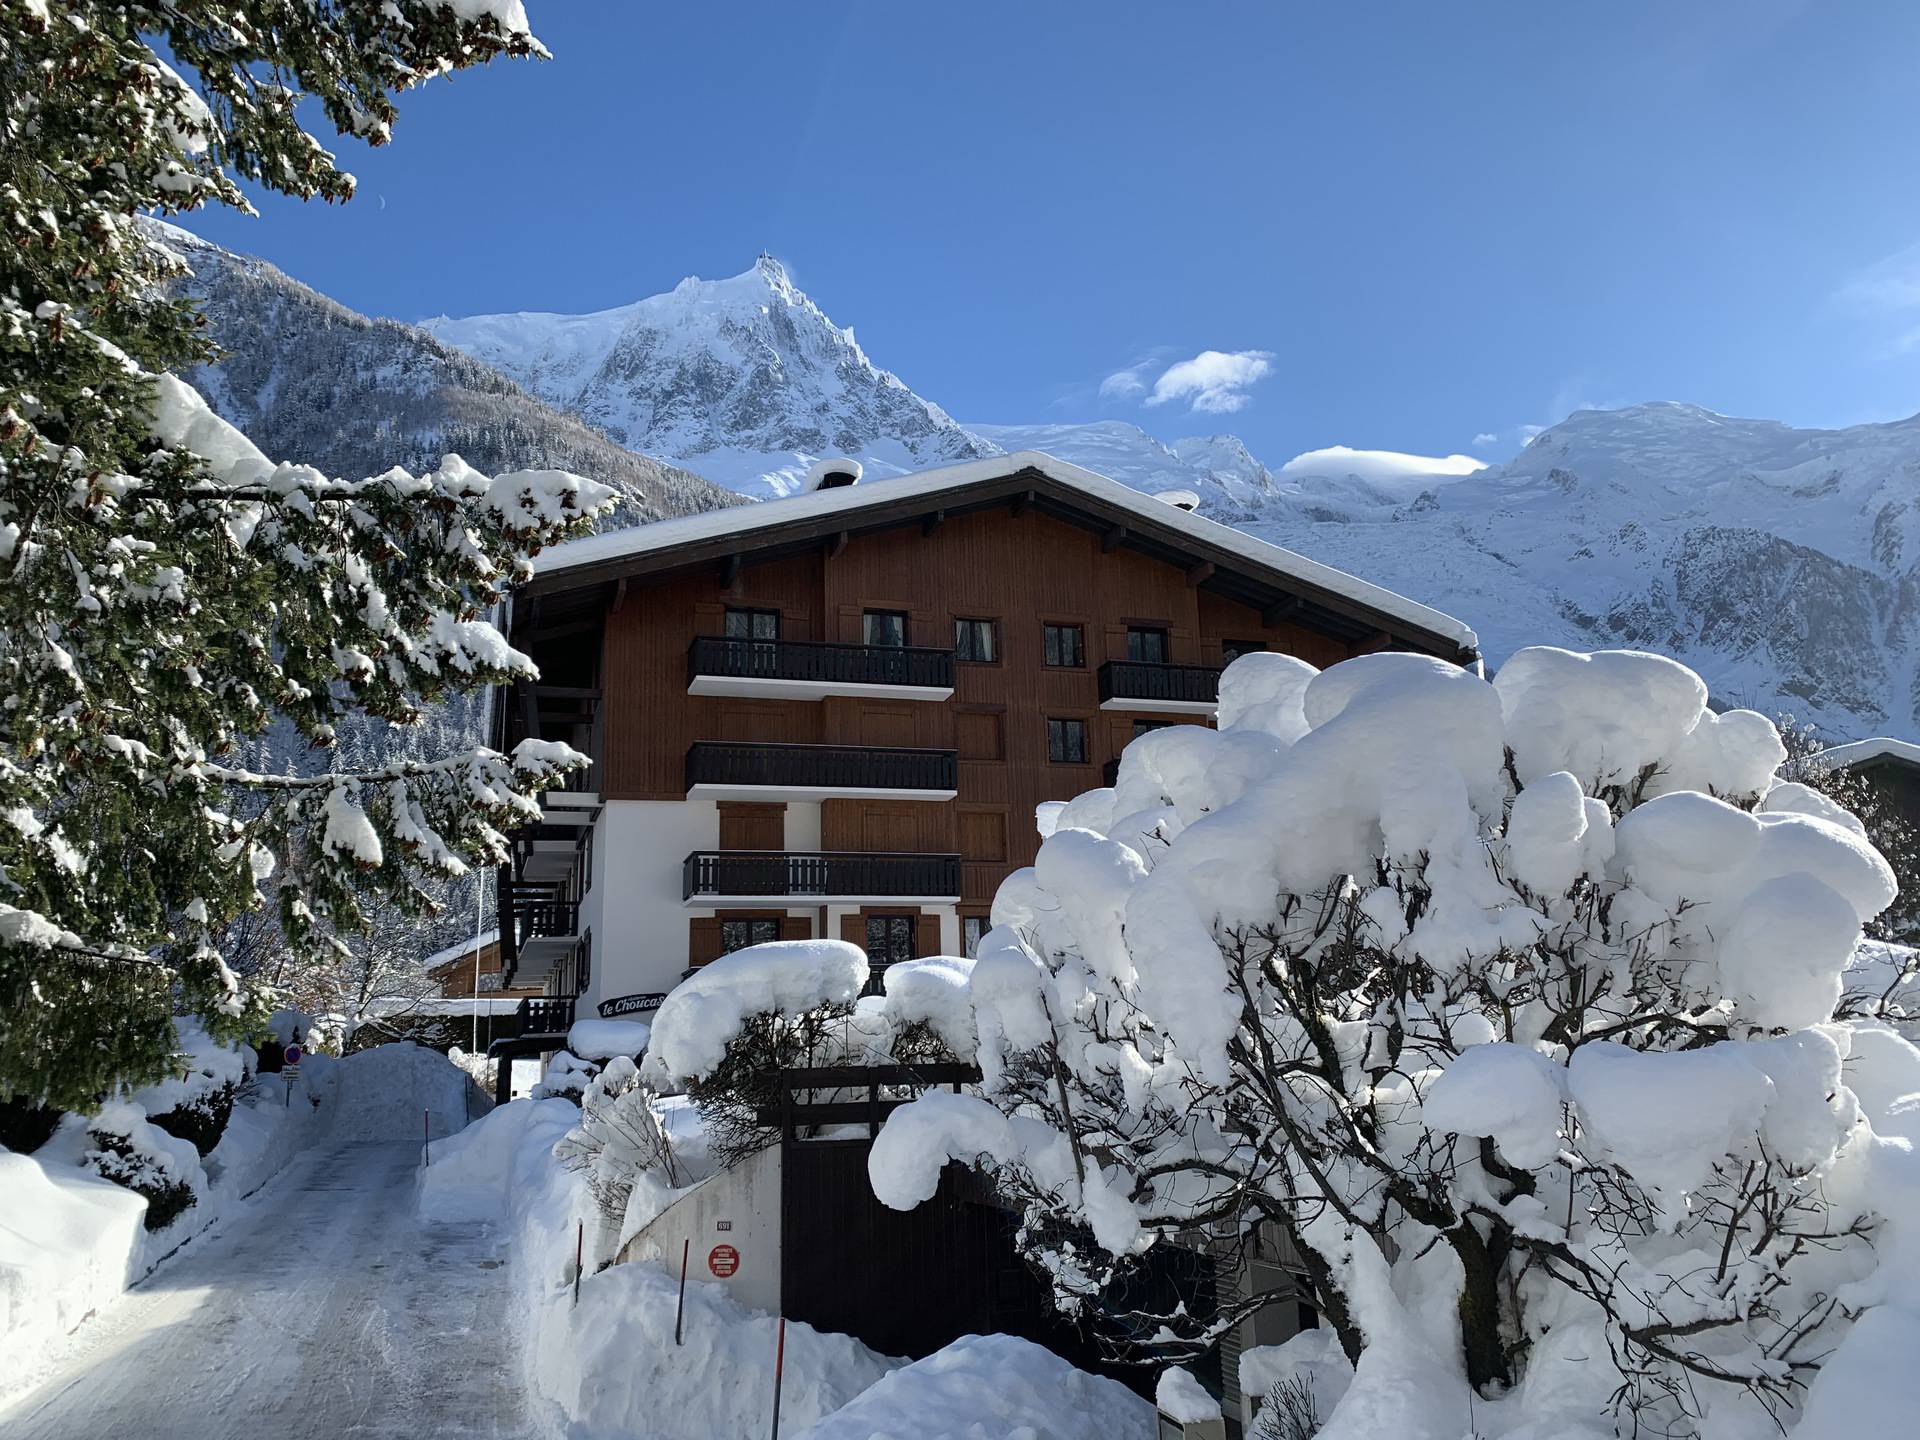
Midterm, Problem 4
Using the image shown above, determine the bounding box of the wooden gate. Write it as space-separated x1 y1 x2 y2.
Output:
765 1065 1218 1390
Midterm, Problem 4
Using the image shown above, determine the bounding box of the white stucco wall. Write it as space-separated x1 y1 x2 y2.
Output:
785 801 822 852
620 1143 783 1317
584 799 719 1011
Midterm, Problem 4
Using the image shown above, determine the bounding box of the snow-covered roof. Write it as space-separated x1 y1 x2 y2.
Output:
530 451 1478 653
424 929 499 972
1818 737 1920 771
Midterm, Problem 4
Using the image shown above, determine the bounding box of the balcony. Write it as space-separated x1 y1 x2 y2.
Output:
511 994 577 1039
683 851 962 905
1097 660 1223 714
685 742 959 802
687 637 954 702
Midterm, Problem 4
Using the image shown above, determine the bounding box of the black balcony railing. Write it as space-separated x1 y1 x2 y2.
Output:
683 851 962 901
514 995 576 1037
689 636 953 691
686 742 958 794
520 898 580 942
1097 660 1223 707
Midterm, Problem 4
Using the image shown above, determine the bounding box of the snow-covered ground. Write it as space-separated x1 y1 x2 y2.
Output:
0 1138 528 1440
416 1093 1157 1439
0 1040 493 1426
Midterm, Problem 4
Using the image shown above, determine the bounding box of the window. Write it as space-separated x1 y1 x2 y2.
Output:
865 914 916 967
953 617 998 663
1043 623 1084 668
963 916 988 958
723 607 779 640
863 609 908 647
1126 626 1169 664
1132 718 1176 740
1047 717 1088 764
720 918 779 954
1222 639 1266 664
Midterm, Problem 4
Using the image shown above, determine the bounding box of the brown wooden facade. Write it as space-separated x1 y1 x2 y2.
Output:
498 462 1473 988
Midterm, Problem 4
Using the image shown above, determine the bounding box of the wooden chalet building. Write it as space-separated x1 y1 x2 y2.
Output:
490 452 1477 1022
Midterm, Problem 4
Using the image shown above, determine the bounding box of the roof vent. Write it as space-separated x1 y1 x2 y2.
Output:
1154 488 1201 512
805 457 864 491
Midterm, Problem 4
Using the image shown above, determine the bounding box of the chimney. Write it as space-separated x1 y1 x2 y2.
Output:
805 457 865 492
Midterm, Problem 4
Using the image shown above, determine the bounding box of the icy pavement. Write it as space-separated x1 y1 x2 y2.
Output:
0 1139 533 1440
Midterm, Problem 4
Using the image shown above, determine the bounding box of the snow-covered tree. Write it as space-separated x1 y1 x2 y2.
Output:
0 1 607 1113
1773 719 1919 945
870 647 1917 1439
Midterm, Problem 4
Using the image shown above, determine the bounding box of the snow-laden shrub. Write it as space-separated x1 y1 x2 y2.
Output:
555 1057 690 1249
644 939 874 1166
83 1103 205 1232
132 1018 252 1157
533 1050 596 1104
872 646 1914 1440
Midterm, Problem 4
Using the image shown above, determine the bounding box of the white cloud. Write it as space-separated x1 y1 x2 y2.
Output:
1144 349 1275 414
1278 446 1486 493
1837 242 1920 313
1834 243 1920 359
1098 363 1151 401
1471 432 1499 448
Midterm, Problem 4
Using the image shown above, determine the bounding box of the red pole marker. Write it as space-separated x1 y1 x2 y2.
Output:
573 1220 584 1307
674 1237 690 1345
769 1316 787 1440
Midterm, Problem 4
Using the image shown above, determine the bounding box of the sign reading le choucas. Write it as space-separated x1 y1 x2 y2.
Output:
598 992 667 1019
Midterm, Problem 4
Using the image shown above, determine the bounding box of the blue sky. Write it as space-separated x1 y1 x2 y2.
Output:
179 1 1920 466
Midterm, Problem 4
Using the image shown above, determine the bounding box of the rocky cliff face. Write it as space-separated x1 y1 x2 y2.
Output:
156 224 740 529
421 256 994 497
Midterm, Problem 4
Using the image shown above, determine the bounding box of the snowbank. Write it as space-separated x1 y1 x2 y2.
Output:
333 1040 486 1142
0 1147 145 1377
0 1060 334 1399
540 1261 896 1440
419 1097 896 1438
3 1039 483 1401
791 1332 1152 1440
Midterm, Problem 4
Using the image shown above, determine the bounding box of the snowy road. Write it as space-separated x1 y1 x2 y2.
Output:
1 1139 534 1440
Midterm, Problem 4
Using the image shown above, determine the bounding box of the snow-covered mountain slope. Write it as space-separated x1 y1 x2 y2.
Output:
421 257 994 498
191 232 1918 743
153 224 740 529
968 421 1281 513
1256 406 1919 740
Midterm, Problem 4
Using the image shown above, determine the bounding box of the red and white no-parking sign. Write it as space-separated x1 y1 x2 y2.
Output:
707 1243 740 1278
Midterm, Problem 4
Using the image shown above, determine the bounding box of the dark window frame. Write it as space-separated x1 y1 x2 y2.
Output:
1047 716 1089 765
862 609 910 648
962 916 988 958
1042 622 1086 669
720 917 780 954
953 616 1000 664
1126 626 1170 664
723 606 781 641
864 913 916 967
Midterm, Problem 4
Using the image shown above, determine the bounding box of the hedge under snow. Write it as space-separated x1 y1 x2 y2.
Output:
868 645 1914 1440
